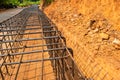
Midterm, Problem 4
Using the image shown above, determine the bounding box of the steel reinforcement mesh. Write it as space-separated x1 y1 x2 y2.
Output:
0 5 89 80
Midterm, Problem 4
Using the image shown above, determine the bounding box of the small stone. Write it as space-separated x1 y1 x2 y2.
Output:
73 14 78 17
112 38 120 45
113 40 120 49
93 28 99 33
70 18 74 21
99 32 109 40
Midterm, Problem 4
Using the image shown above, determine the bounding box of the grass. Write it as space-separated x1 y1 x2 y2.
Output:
0 0 54 8
0 0 40 8
19 0 40 7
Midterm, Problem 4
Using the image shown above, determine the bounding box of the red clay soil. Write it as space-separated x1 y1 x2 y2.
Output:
43 0 120 80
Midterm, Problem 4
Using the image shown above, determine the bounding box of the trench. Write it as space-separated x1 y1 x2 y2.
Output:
0 5 89 80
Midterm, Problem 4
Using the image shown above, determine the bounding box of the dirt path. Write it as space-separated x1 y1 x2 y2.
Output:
13 25 55 80
1 8 55 80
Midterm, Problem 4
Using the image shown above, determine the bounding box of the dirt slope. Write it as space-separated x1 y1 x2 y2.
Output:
44 0 120 80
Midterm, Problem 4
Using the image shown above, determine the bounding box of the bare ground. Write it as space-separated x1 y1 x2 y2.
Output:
44 0 120 79
1 13 55 80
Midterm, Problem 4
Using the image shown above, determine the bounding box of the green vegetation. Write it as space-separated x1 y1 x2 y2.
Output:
0 0 40 8
45 0 54 4
0 0 55 8
19 0 40 7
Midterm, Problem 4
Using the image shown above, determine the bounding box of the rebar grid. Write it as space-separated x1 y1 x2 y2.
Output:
0 5 88 80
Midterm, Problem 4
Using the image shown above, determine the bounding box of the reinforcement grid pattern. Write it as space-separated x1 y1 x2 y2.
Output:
0 5 86 80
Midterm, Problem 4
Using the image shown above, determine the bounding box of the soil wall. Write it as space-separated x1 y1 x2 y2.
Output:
43 0 120 79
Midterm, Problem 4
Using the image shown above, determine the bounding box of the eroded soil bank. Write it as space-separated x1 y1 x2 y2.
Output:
43 0 120 79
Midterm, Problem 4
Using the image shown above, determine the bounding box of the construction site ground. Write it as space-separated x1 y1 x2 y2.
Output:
0 7 55 80
44 0 120 80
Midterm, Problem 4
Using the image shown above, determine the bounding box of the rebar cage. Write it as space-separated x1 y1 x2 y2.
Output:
0 5 88 80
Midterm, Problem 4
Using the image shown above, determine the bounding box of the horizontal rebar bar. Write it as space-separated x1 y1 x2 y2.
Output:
26 24 40 26
0 43 62 51
1 55 69 66
0 26 53 32
0 47 66 57
0 30 57 36
0 27 41 32
42 26 53 28
0 36 60 43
